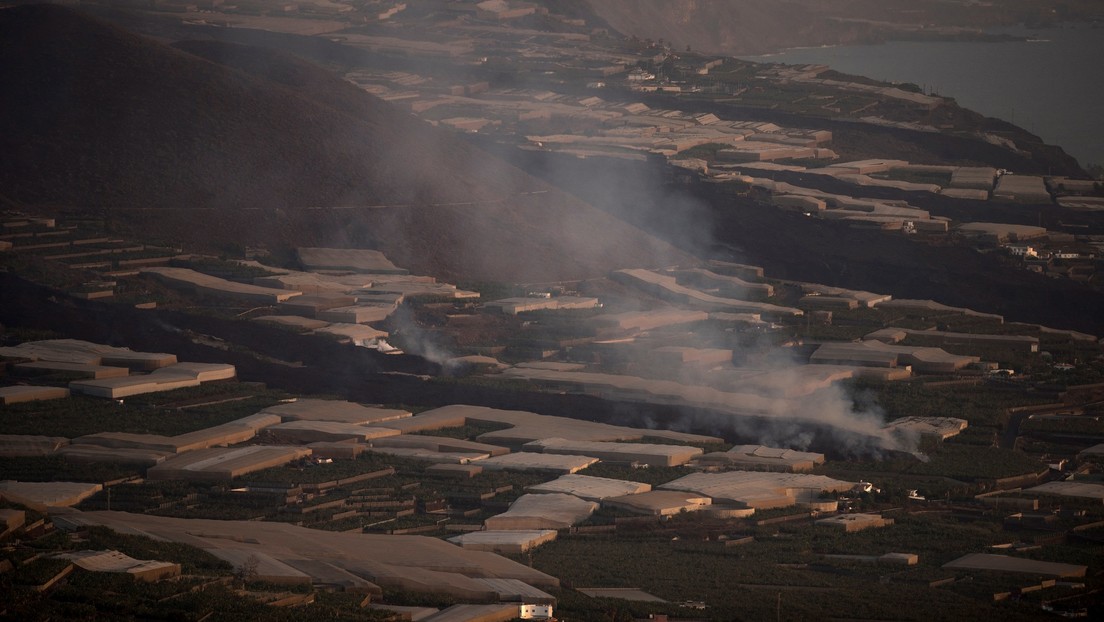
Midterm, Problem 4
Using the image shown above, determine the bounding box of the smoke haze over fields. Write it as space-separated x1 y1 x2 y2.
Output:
3 1 1060 458
0 4 687 283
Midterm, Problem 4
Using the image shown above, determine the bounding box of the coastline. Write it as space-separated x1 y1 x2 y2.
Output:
737 23 1104 169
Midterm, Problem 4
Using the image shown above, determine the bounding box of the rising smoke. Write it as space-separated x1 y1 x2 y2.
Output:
665 332 910 457
385 306 455 366
370 124 908 457
180 17 905 458
500 150 907 457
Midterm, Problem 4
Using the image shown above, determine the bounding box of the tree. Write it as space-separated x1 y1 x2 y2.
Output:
235 553 260 584
602 606 634 622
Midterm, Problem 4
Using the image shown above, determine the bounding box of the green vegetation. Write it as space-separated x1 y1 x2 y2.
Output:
1033 361 1104 387
463 469 550 493
9 557 72 587
794 514 1009 565
543 494 1103 620
50 248 176 268
0 456 138 483
176 257 279 283
619 435 731 454
674 142 732 161
874 168 953 186
0 254 98 291
245 452 406 486
0 526 387 622
798 322 876 341
77 450 553 526
2 574 394 621
533 530 1047 621
846 378 1050 427
784 157 832 169
77 480 208 514
411 420 512 441
1022 415 1104 436
822 445 1045 483
0 385 289 437
64 526 232 575
577 463 694 487
0 326 65 344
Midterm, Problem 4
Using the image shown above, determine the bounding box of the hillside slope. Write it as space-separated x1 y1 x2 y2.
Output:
0 4 687 281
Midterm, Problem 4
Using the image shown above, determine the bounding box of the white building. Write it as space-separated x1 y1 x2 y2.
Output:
520 604 553 619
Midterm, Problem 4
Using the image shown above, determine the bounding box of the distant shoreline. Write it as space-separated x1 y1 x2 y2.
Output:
739 23 1104 169
731 16 1104 58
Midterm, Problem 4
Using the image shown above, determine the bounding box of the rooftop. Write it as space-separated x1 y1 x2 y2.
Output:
477 452 599 474
943 553 1086 578
527 474 651 501
484 493 598 531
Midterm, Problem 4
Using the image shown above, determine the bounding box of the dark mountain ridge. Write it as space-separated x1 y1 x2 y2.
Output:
0 4 687 281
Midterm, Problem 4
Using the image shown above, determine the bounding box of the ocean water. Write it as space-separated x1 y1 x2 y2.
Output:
740 25 1104 169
